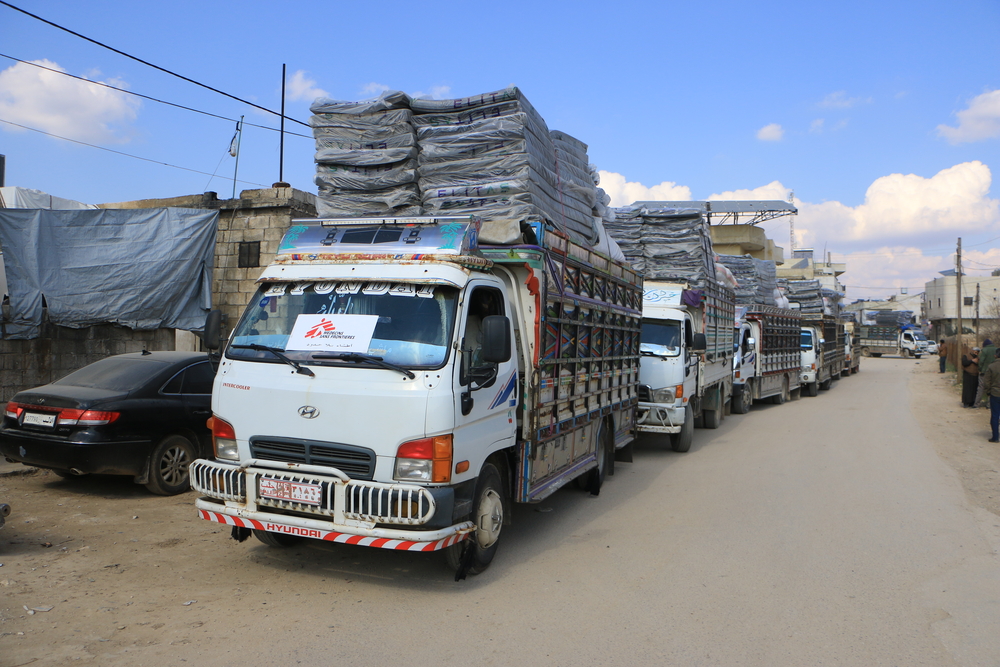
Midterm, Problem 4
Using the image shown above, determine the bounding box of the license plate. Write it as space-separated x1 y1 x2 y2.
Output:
258 477 323 506
23 412 56 427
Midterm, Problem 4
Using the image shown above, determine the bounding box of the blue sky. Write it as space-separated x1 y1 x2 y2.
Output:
1 0 998 301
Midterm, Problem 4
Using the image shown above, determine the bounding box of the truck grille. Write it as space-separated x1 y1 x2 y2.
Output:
249 437 375 480
637 384 652 402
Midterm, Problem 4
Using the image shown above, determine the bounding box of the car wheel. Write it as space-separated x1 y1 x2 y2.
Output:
145 435 196 496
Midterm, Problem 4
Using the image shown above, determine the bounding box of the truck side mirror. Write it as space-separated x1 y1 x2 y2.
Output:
203 310 223 351
746 337 756 347
692 333 707 352
481 315 512 363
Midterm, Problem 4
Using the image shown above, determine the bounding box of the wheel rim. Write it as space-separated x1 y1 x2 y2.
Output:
475 489 503 549
159 445 191 486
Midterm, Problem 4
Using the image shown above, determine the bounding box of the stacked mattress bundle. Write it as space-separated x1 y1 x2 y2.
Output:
778 279 829 314
309 91 421 218
410 88 600 245
717 254 779 306
606 207 717 287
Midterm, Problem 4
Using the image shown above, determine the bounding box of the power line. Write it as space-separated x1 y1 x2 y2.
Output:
0 0 309 128
0 53 313 140
0 117 269 188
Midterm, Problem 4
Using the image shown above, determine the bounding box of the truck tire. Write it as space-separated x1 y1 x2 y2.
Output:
703 388 722 429
914 354 922 359
861 347 871 357
445 462 505 577
670 408 694 453
732 386 750 414
872 353 882 358
804 381 819 397
583 421 611 495
252 529 302 548
819 378 831 391
901 349 910 359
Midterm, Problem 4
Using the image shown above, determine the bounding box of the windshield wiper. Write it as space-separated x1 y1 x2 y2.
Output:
311 352 416 379
231 344 315 377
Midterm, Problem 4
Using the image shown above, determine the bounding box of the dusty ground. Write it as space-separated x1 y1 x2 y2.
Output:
0 360 998 666
910 359 1000 519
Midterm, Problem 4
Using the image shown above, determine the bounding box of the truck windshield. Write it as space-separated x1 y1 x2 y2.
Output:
800 330 813 350
640 320 681 357
228 281 458 369
912 332 927 340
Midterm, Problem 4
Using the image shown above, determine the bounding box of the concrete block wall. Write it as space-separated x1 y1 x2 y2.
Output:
0 307 175 401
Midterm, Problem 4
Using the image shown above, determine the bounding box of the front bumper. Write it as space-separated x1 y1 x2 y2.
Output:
800 370 816 384
636 401 684 434
0 429 151 475
191 458 473 551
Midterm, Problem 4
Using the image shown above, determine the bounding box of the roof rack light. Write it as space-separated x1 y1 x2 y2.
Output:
291 216 480 228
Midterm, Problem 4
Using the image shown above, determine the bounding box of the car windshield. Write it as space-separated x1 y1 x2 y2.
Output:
800 330 814 350
54 358 170 392
640 320 681 357
228 281 459 369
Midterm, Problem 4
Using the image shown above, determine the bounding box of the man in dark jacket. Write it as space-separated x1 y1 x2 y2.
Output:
981 355 1000 442
938 339 948 373
977 339 997 406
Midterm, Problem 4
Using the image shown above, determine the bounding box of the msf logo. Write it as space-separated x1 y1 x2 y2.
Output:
298 406 320 419
305 319 336 338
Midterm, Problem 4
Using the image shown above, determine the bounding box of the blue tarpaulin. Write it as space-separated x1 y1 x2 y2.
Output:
0 208 217 339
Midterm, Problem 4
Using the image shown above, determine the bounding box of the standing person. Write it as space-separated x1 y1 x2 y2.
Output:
961 347 980 408
938 339 948 373
981 353 1000 442
976 338 996 405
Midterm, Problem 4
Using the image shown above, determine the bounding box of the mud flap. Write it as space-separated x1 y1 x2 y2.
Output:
231 526 251 542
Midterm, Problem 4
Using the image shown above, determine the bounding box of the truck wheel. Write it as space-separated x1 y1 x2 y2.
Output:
583 421 611 495
144 435 196 496
732 387 750 414
861 347 871 357
446 462 505 576
804 382 819 397
819 379 831 391
872 353 882 358
901 349 910 359
914 354 922 359
671 408 694 453
252 529 302 548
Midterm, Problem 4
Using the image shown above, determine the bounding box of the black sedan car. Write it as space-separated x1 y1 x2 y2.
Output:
0 351 214 495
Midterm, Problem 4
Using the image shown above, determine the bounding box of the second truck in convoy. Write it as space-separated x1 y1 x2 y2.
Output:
636 280 735 452
799 314 845 396
732 305 803 412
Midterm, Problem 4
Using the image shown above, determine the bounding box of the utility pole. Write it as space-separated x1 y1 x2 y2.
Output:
976 282 981 344
956 237 962 381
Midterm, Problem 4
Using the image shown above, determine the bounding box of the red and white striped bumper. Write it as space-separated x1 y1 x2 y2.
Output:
198 508 470 552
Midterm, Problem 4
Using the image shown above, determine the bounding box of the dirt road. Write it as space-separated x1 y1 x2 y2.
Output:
1 359 999 666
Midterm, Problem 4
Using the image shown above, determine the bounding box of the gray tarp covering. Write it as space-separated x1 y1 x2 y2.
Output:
0 208 217 339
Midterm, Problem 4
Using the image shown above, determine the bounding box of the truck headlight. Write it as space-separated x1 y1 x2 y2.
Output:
394 435 453 483
208 416 239 461
651 386 682 403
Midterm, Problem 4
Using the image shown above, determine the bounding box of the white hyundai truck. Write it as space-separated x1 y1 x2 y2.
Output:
635 280 735 452
190 216 642 577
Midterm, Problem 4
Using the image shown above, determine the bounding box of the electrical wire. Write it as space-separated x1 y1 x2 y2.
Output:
0 117 269 187
0 53 313 139
0 0 309 127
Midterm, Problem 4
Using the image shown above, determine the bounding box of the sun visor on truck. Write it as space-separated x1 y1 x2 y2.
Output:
270 216 491 270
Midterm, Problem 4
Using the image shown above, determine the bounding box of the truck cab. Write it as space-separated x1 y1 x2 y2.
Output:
800 326 820 396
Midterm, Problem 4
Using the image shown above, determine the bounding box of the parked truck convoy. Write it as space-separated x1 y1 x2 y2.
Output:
732 305 803 412
190 216 642 576
857 324 928 358
799 314 845 396
635 280 735 452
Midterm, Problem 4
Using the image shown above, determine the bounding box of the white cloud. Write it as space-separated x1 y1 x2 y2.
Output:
0 59 139 143
411 85 451 100
756 123 783 141
810 119 825 133
360 82 391 97
597 171 692 207
937 89 1000 144
599 163 1000 301
286 70 329 102
819 91 869 109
